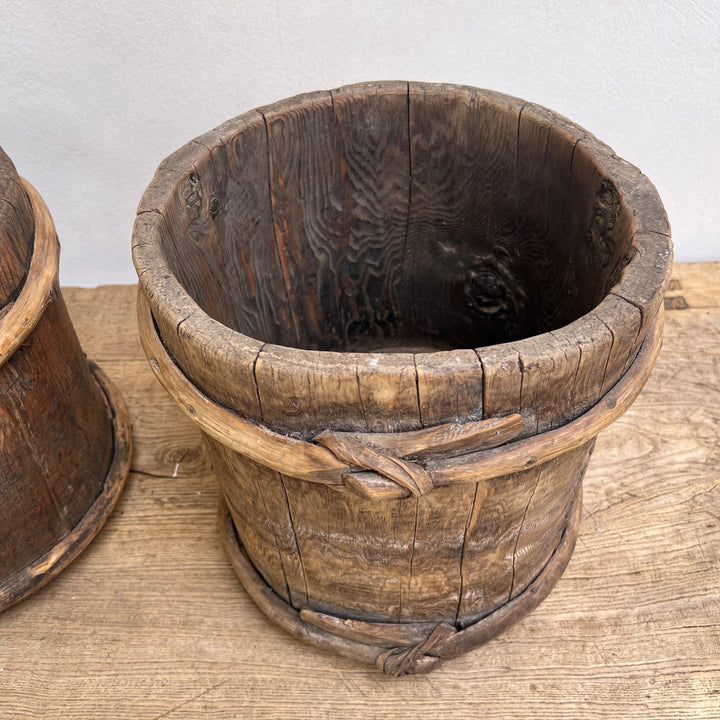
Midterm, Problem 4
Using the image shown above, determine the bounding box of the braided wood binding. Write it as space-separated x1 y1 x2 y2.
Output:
138 288 663 501
220 487 582 675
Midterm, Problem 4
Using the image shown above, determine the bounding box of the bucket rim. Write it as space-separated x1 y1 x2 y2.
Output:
132 81 672 371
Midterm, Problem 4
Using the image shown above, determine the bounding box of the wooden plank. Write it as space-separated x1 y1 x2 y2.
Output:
565 134 637 314
403 484 478 622
508 441 592 599
355 352 420 433
278 474 416 623
514 103 584 334
150 133 238 329
258 83 412 351
206 111 296 344
327 81 412 349
134 212 265 424
454 474 527 622
259 89 335 348
203 436 295 606
1 268 718 718
405 83 523 348
415 349 484 427
254 344 367 436
478 342 523 419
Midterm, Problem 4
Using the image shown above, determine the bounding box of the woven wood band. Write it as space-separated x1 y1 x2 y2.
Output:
138 288 663 501
220 485 582 675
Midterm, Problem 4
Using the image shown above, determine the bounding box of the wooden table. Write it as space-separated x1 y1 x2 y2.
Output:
2 262 719 719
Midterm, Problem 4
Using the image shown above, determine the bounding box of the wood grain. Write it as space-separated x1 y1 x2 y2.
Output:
131 83 673 671
1 271 718 716
0 179 129 610
405 83 523 347
133 82 670 455
0 289 113 576
0 148 34 309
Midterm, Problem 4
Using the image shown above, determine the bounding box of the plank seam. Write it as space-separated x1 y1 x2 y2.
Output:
278 475 309 606
257 109 301 347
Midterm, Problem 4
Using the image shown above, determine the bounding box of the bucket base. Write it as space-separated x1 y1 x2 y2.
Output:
220 483 582 675
0 362 132 612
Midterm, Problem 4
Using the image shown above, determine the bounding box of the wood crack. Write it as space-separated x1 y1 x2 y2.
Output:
610 290 646 323
355 364 368 430
608 291 646 367
132 468 186 480
175 309 196 336
6 367 68 531
455 480 487 626
403 81 414 331
517 352 527 424
412 354 424 428
405 498 420 620
257 472 292 604
595 314 618 393
568 136 583 185
150 680 229 720
279 475 309 606
251 344 265 425
513 101 528 253
570 342 583 410
509 472 541 601
475 350 486 419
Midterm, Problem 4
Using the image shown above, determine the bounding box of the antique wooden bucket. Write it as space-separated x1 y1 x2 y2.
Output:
133 82 671 674
0 147 132 612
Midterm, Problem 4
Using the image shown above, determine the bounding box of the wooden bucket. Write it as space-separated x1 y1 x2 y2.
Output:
132 82 672 674
0 148 132 612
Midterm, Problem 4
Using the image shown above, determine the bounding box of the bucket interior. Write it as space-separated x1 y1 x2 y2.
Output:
158 86 635 352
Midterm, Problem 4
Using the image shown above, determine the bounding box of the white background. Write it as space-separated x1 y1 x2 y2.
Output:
1 0 718 287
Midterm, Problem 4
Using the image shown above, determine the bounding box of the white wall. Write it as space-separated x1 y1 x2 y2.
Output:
1 0 718 287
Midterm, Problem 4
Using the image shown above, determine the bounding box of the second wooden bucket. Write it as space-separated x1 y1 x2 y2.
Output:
0 147 132 611
133 82 672 674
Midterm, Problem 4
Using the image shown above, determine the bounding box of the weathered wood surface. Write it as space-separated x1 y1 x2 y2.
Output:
1 267 718 716
0 175 130 610
131 85 671 661
138 283 663 648
133 83 669 447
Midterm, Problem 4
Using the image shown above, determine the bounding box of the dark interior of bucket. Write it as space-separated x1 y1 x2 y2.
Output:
159 86 635 352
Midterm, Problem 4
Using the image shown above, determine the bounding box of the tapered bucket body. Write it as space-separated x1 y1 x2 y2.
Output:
133 82 671 674
0 148 132 611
